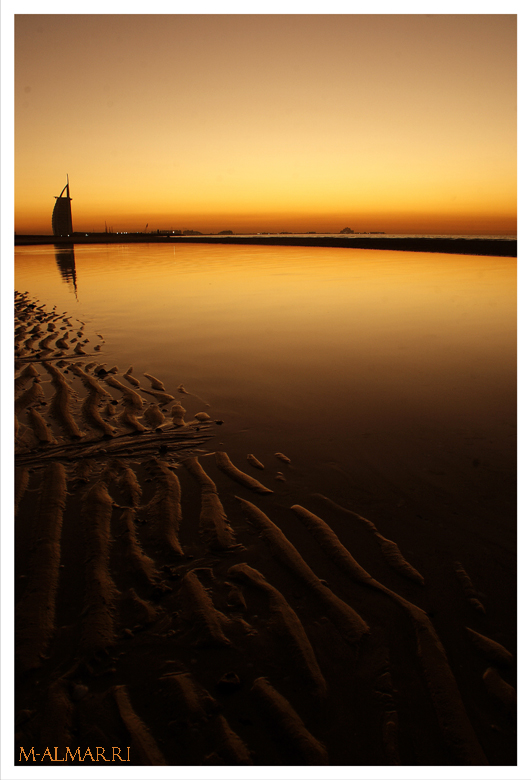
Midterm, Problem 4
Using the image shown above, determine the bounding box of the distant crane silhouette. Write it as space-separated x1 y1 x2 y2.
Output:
145 223 149 233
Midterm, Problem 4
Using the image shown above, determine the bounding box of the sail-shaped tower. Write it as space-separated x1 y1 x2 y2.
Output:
52 176 73 236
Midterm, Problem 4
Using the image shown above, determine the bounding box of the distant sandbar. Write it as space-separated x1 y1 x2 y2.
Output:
15 233 516 257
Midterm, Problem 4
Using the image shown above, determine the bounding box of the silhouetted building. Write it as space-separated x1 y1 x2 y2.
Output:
52 176 73 236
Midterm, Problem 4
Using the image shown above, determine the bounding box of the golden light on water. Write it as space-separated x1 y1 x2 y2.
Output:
14 14 516 235
14 245 516 409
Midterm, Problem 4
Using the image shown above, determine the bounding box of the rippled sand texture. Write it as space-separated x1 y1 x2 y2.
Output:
14 292 516 766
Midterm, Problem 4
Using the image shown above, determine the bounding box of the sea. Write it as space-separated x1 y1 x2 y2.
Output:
14 239 516 538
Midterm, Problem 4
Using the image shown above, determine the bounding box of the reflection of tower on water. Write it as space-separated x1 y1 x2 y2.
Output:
54 244 78 299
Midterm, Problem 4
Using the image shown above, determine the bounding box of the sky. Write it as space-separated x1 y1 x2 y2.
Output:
13 13 517 235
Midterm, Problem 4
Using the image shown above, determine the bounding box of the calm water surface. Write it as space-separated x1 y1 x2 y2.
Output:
15 243 516 533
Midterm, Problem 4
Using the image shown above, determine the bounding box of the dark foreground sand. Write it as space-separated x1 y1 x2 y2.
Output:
14 292 516 766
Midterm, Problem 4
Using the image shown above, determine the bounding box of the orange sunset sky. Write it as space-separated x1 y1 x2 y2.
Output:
14 13 516 235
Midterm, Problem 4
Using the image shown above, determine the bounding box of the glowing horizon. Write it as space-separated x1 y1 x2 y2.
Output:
15 14 516 236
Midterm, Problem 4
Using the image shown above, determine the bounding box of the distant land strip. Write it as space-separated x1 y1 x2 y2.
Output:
15 234 517 257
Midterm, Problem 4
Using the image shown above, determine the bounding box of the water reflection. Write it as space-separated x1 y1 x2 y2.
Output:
54 244 78 298
15 242 515 531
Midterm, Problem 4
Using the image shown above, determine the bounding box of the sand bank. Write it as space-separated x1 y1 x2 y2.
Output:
14 233 516 256
14 292 516 766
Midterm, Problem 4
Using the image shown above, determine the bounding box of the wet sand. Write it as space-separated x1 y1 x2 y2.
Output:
14 291 516 766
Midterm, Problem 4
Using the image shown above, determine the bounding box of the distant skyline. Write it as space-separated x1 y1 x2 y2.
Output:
15 14 516 235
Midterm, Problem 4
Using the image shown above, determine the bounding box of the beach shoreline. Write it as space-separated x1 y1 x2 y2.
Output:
14 234 517 257
14 288 516 766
